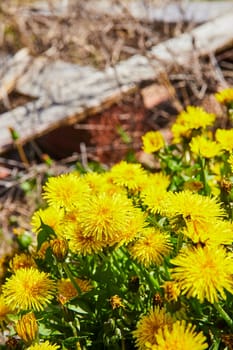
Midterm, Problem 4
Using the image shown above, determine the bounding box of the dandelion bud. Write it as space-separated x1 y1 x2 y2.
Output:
51 238 69 262
109 295 125 310
15 312 38 344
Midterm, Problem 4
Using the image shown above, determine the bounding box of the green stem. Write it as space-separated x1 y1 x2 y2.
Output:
62 262 82 295
199 156 210 195
176 232 183 255
214 302 233 329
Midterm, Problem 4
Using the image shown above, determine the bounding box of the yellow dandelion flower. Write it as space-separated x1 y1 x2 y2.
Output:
216 128 233 152
57 278 92 305
50 238 69 262
2 267 56 311
183 219 233 245
83 172 109 195
171 246 233 304
171 106 215 143
215 87 233 104
190 135 222 158
147 173 170 190
10 253 37 272
35 241 51 260
140 187 167 214
42 173 90 210
154 320 207 350
162 281 180 303
109 295 125 310
65 223 106 255
15 312 38 343
31 207 64 235
162 190 225 228
133 307 174 350
0 294 12 325
78 192 137 241
27 341 60 350
110 161 148 192
142 131 165 154
129 227 171 267
115 208 146 246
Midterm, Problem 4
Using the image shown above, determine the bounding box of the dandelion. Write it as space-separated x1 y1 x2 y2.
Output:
0 295 12 326
65 224 106 255
183 219 233 246
2 268 56 311
31 207 65 235
109 295 125 310
142 131 165 154
171 106 215 143
129 227 171 267
162 190 225 228
115 208 146 246
78 192 137 241
189 135 222 158
215 87 233 105
162 281 180 303
50 238 69 262
133 307 174 349
42 173 90 210
9 253 37 272
110 161 148 192
154 320 208 350
15 312 38 343
57 278 92 304
171 245 233 304
215 128 233 152
26 341 60 350
140 187 167 214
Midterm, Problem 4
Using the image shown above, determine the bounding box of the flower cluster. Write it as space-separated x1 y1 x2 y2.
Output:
0 87 233 349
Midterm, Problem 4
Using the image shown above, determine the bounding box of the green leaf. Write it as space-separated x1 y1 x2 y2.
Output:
37 219 56 251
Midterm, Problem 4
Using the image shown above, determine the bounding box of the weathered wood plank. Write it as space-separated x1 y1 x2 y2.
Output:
0 11 233 154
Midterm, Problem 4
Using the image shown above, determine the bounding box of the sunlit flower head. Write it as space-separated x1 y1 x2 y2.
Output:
162 190 225 228
171 106 215 143
215 128 233 152
109 161 148 192
116 208 146 246
189 135 222 158
0 294 12 325
83 172 108 195
153 320 207 350
133 307 174 350
9 253 37 272
31 206 64 235
183 219 233 245
15 312 38 343
42 173 90 210
140 187 167 214
57 278 92 304
142 131 165 154
27 341 60 350
2 267 56 311
215 87 233 105
78 192 137 242
65 223 106 255
146 173 170 190
171 246 233 303
129 227 171 267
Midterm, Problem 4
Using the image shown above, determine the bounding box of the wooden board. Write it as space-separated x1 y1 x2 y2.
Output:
0 10 233 154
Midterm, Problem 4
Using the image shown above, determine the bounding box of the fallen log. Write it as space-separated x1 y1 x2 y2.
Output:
0 10 233 154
